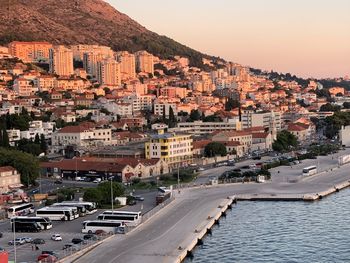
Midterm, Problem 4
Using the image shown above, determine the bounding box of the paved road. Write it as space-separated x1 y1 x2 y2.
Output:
73 153 350 263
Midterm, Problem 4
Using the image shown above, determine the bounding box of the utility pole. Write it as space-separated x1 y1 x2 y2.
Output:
177 166 180 194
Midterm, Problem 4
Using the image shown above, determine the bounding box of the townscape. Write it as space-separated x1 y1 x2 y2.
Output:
0 1 350 263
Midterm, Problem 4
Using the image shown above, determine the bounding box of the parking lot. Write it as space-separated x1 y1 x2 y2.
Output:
0 190 158 262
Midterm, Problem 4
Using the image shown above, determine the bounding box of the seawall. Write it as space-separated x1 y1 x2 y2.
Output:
174 196 235 263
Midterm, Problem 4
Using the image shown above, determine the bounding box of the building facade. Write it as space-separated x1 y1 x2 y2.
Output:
9 41 52 63
0 166 21 194
97 58 121 86
49 46 74 76
145 130 193 169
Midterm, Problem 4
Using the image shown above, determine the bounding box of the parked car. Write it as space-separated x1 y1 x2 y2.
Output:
42 251 59 257
37 254 58 262
54 180 63 184
0 232 3 238
133 195 144 201
198 167 205 171
32 238 45 244
51 234 62 241
0 247 4 252
83 234 98 241
252 156 261 160
71 238 86 245
62 243 79 251
8 238 26 245
23 237 33 243
93 178 102 183
127 199 137 206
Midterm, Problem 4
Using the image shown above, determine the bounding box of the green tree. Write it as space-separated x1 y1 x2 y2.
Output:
343 102 350 109
204 142 227 157
320 103 341 112
272 130 298 152
225 98 240 111
97 181 125 205
1 128 10 148
40 134 47 152
34 133 40 144
168 106 177 128
188 109 201 122
0 147 39 186
83 188 103 205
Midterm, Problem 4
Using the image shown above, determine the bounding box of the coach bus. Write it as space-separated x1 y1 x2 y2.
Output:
7 203 35 218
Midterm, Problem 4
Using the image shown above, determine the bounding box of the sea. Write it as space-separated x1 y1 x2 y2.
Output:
185 188 350 263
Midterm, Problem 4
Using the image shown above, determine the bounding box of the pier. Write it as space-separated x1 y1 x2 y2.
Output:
71 157 350 263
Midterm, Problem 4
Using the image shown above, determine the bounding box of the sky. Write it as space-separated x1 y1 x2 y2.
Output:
107 0 350 79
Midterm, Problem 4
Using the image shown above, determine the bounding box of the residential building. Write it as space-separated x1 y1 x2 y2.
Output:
135 50 154 75
97 58 121 86
340 125 350 146
154 103 177 117
0 166 21 194
241 110 281 133
172 119 242 136
8 41 52 63
49 45 74 76
145 129 193 169
212 131 252 154
115 51 136 80
13 78 35 96
71 45 113 61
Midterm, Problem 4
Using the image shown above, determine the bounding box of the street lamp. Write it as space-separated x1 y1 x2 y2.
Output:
13 217 17 263
110 177 114 211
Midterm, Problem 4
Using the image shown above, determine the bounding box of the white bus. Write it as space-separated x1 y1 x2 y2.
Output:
61 201 97 214
51 203 87 216
82 220 125 234
11 216 53 230
302 165 317 176
98 211 142 226
7 203 35 218
36 207 79 221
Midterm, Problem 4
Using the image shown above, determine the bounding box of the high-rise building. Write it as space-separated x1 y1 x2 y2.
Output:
97 58 121 86
71 45 113 61
115 51 136 80
83 52 105 78
135 50 154 75
8 41 53 63
49 46 74 76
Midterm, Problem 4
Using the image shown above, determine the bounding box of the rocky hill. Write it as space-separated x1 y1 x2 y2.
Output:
0 0 222 68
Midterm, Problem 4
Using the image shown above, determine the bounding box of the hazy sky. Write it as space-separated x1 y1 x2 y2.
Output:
108 0 350 78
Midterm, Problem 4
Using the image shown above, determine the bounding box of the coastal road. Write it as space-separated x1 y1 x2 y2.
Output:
73 154 350 263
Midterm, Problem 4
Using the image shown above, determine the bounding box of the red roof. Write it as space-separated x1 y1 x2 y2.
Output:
288 123 308 132
193 140 211 149
222 141 241 146
252 133 269 139
0 166 16 173
58 123 95 133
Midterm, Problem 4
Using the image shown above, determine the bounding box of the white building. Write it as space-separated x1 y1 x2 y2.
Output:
154 103 177 117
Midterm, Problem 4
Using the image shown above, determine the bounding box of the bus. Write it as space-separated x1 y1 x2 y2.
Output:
99 211 142 226
11 221 41 232
82 220 125 234
11 216 52 230
302 165 317 176
51 203 87 216
60 201 97 214
36 207 79 221
7 203 35 218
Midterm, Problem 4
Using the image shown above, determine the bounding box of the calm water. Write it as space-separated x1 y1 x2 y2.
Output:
186 189 350 263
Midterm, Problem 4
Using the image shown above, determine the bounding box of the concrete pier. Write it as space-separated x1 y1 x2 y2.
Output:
175 197 234 263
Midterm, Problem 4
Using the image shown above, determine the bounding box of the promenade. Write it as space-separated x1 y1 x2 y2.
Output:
71 152 350 263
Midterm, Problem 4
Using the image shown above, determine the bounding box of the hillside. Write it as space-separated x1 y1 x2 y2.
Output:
0 0 222 68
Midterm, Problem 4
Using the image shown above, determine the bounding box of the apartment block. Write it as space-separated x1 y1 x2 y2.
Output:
241 110 281 131
8 41 52 63
135 50 154 75
145 130 193 169
49 45 74 76
97 58 121 86
115 51 136 80
71 45 113 61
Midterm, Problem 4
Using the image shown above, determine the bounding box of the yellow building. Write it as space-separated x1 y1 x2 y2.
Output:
145 130 193 169
8 41 52 63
